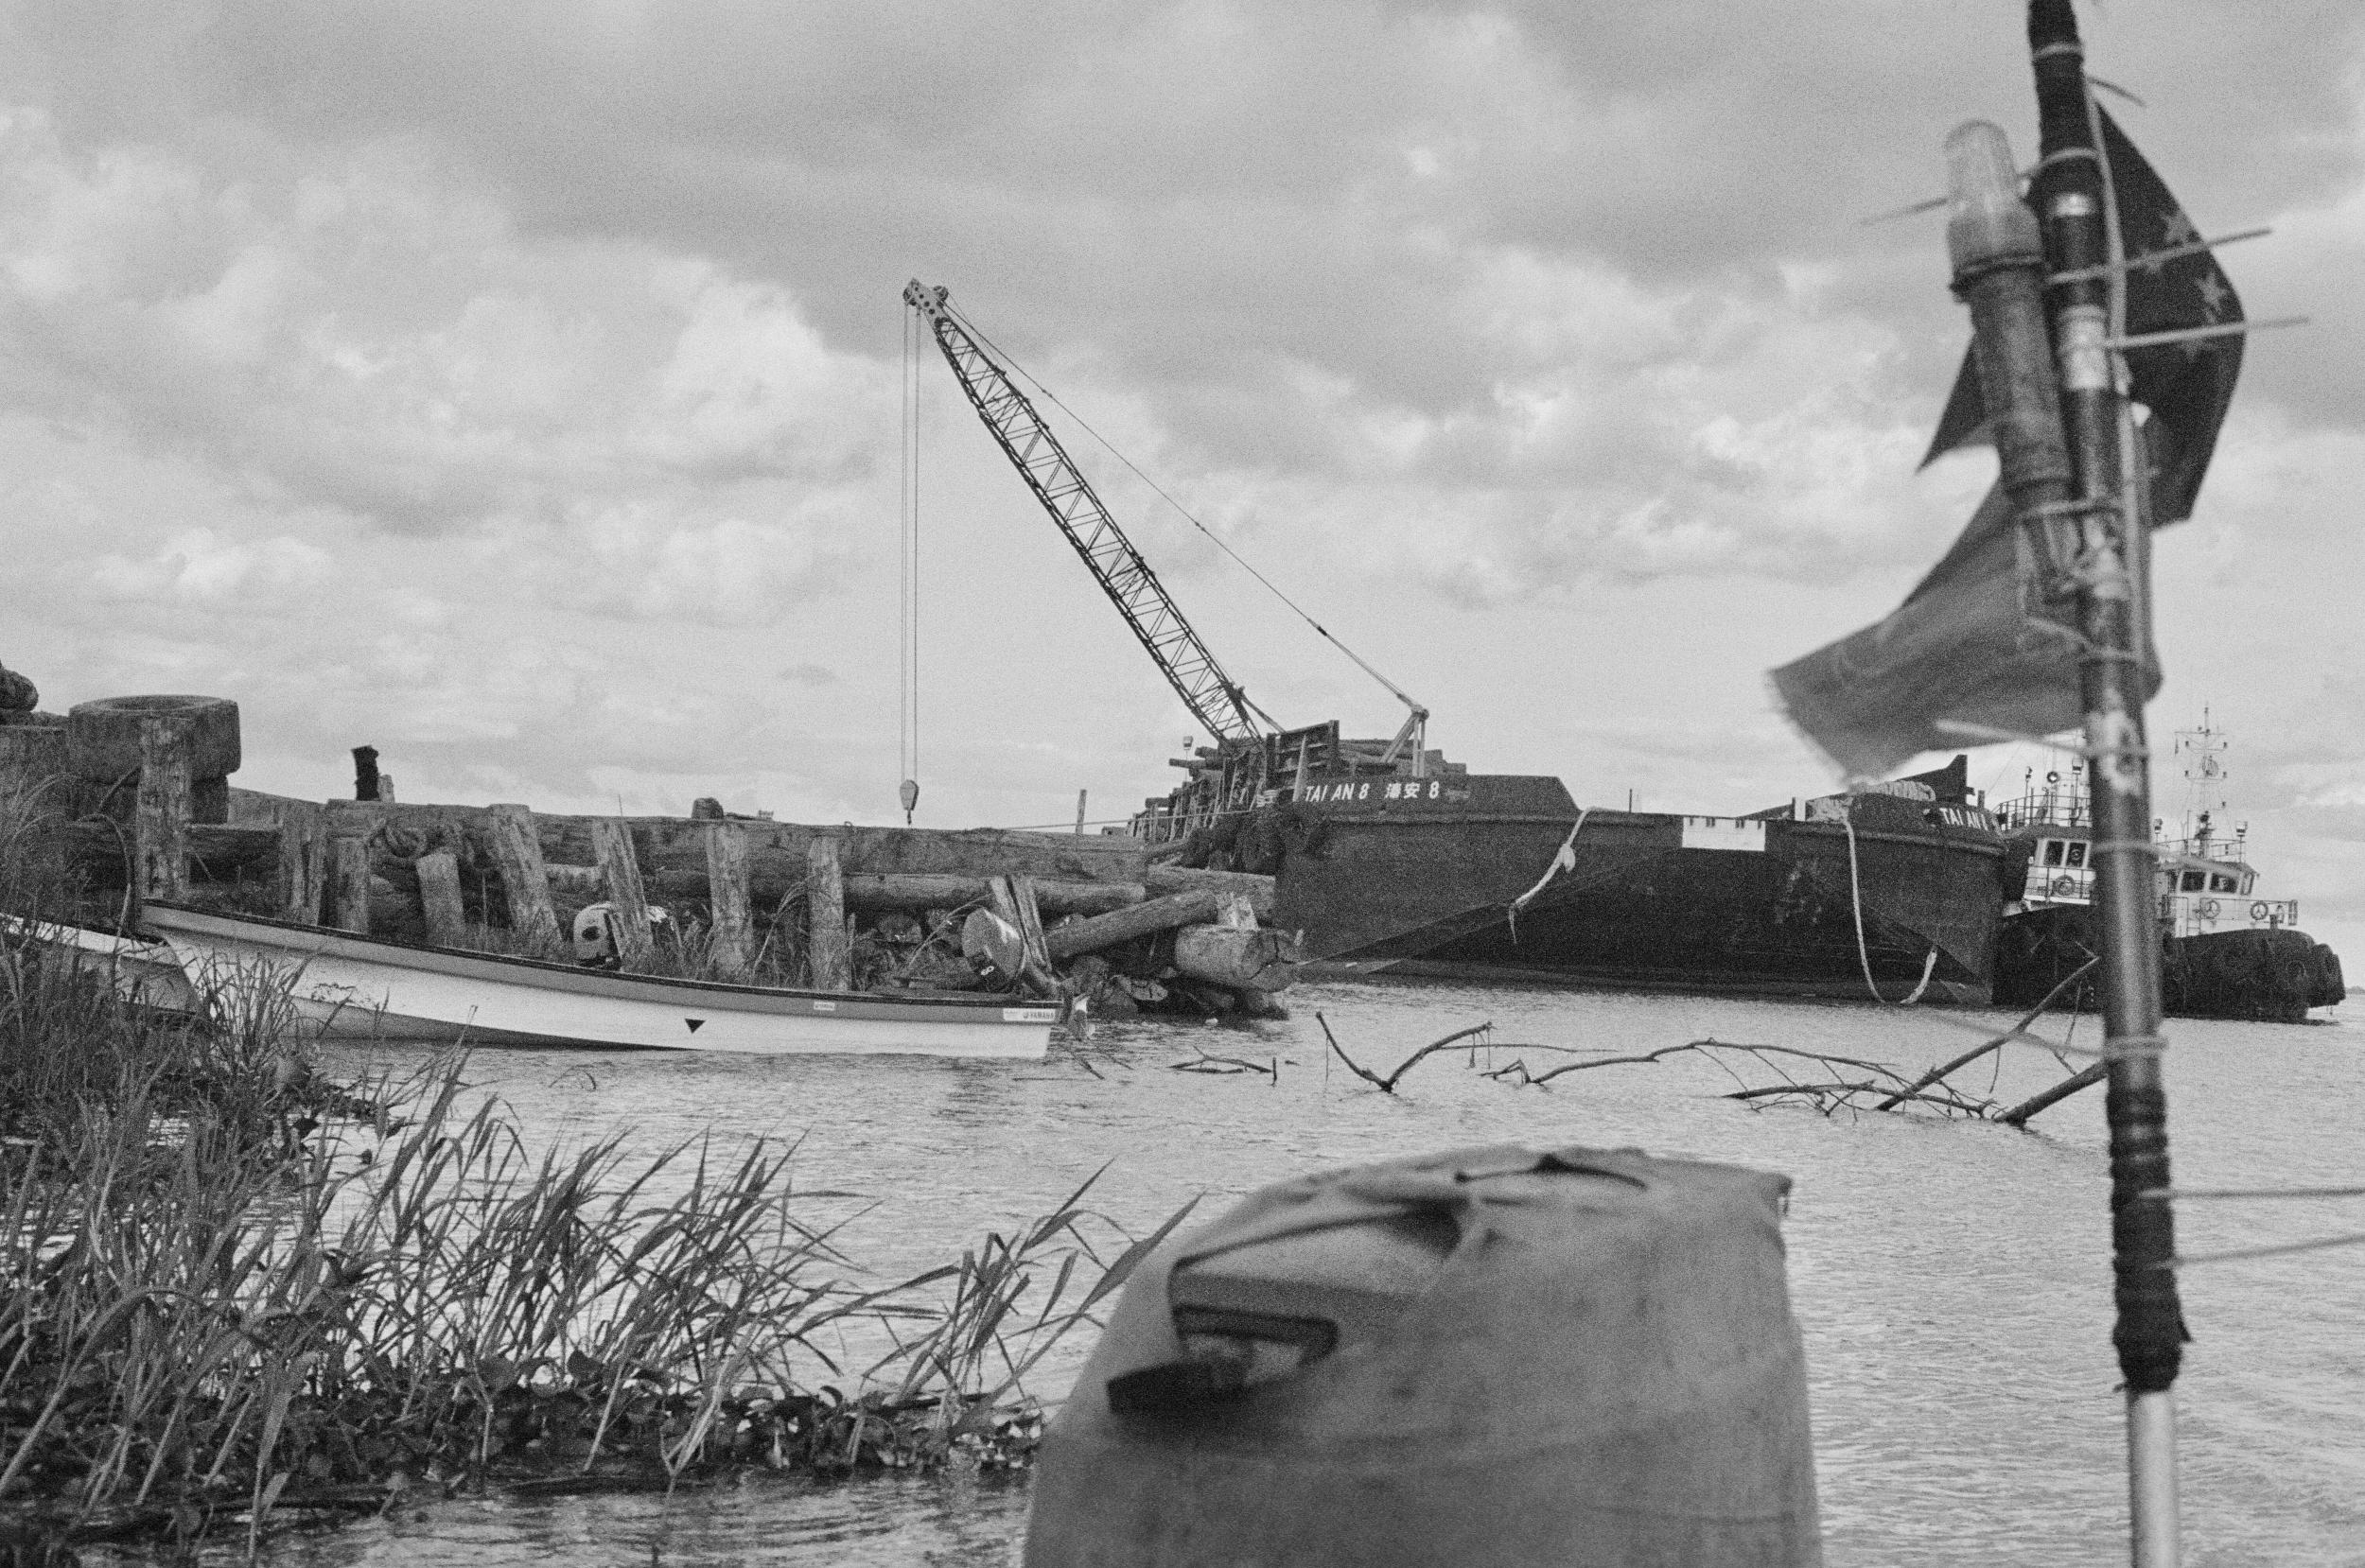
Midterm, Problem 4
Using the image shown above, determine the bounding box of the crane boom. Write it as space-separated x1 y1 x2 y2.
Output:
904 279 1266 743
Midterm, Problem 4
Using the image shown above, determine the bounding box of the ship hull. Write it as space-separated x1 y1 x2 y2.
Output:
1273 776 2008 1004
1994 904 2346 1022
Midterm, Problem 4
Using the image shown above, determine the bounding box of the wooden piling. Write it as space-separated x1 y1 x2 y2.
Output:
133 719 191 902
997 875 1055 990
328 833 372 934
806 835 852 990
277 800 328 923
415 847 467 948
589 819 654 965
485 804 561 953
704 821 754 980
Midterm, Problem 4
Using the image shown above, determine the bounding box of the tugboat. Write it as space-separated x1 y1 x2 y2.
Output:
1992 721 2345 1020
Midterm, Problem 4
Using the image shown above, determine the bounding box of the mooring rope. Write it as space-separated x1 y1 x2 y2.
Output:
1506 809 1589 942
1843 807 1937 1005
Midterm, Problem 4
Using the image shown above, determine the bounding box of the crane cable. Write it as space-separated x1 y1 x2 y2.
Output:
940 300 1426 723
898 307 921 824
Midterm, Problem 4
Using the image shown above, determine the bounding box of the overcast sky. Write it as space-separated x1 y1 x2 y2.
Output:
4 1 2361 957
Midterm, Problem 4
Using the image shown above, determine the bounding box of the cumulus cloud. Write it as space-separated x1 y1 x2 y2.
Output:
0 0 2357 932
0 102 887 555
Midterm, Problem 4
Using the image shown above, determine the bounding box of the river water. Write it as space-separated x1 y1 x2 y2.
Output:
247 979 2358 1567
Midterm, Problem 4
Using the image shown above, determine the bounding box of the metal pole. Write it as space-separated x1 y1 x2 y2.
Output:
2023 5 2182 1562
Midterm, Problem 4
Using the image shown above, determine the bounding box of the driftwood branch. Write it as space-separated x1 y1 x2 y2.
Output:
1873 957 2098 1109
1316 1013 1493 1094
1169 1049 1278 1081
1489 1037 1897 1089
1996 1061 2110 1125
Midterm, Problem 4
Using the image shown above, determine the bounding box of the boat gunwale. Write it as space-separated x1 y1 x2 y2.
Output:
138 901 1050 1022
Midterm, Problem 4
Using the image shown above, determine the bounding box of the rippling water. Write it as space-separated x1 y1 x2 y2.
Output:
236 980 2357 1566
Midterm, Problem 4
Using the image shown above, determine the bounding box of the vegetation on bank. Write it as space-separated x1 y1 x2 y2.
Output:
1 834 1180 1558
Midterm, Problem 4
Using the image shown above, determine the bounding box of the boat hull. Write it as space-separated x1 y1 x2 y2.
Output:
139 903 1058 1059
1994 904 2345 1023
1274 778 2008 1004
4 915 198 1011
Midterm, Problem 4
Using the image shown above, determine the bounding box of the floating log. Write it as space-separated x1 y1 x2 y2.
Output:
1044 890 1221 962
589 819 654 965
806 836 852 990
415 847 467 948
133 719 192 902
485 804 560 950
1171 924 1301 993
1146 864 1275 919
704 822 753 980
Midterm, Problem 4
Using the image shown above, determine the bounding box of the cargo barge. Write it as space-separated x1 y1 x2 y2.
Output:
1141 732 2016 1005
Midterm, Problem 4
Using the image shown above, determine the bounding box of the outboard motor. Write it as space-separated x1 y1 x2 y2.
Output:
1025 1142 1821 1568
570 901 671 967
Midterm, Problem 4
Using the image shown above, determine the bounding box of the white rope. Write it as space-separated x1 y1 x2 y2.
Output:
899 307 923 822
1843 806 1937 1004
1507 809 1588 941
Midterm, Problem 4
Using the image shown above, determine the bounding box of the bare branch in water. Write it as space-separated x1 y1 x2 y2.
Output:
1315 1013 1493 1094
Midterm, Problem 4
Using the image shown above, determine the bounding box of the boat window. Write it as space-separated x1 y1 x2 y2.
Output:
2042 840 2064 866
2209 874 2237 893
2241 875 2254 895
2180 871 2206 893
2064 841 2087 867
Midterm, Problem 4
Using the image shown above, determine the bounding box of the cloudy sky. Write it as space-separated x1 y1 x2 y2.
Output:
4 1 2361 956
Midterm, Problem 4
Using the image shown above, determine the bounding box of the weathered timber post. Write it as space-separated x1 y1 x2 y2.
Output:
704 821 754 980
278 800 329 923
65 696 239 827
0 724 67 816
589 819 654 965
998 875 1056 990
132 718 193 902
415 847 467 948
484 804 561 952
328 831 373 934
805 835 853 990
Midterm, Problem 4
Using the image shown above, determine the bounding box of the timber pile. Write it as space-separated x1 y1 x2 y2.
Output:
0 684 1301 1024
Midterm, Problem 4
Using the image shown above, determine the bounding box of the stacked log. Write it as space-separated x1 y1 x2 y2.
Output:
30 708 1302 1022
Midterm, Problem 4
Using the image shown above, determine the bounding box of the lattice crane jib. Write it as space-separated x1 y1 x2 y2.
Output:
903 280 1266 744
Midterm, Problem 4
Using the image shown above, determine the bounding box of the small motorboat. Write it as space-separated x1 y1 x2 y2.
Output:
138 901 1060 1059
3 914 199 1012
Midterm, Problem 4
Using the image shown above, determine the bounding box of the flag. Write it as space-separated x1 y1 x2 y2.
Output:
1772 106 2234 780
1771 481 2095 779
1923 105 2244 525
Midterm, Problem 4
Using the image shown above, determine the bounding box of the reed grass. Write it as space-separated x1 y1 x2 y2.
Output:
0 841 1177 1556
